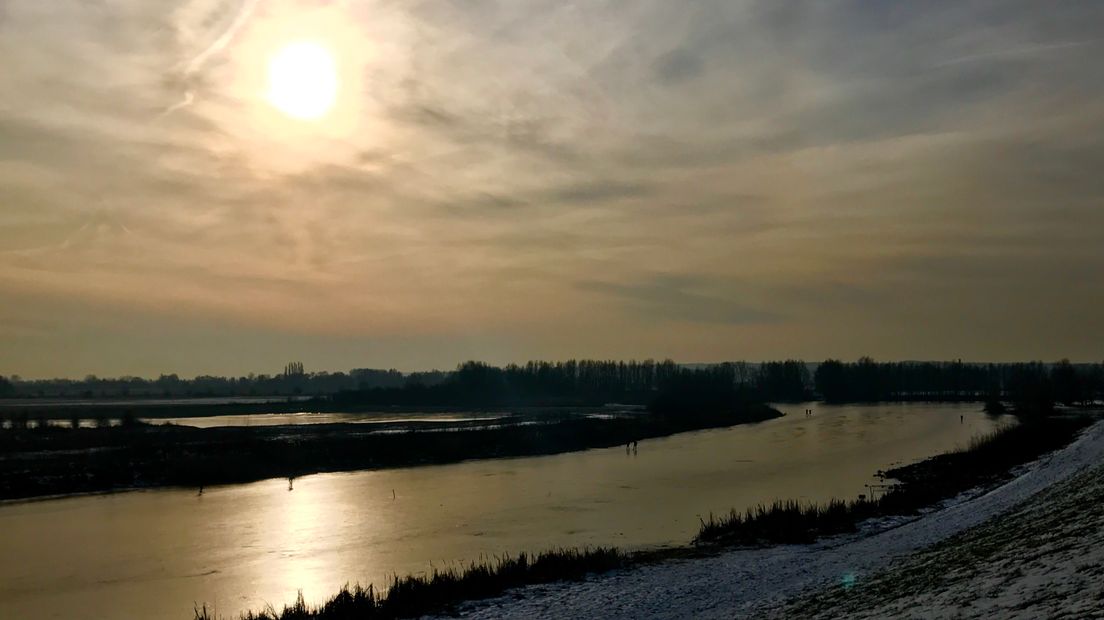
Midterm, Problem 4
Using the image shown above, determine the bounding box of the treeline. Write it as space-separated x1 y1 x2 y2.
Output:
4 358 1101 408
0 359 812 404
0 366 448 400
333 359 812 408
814 358 1104 408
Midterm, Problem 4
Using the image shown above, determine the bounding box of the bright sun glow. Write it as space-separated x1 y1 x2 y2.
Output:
266 41 339 121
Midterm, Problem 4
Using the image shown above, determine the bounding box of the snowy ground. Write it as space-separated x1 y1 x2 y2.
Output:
775 461 1104 619
447 419 1104 620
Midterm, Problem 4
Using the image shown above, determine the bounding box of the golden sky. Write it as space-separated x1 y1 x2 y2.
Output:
1 0 1102 377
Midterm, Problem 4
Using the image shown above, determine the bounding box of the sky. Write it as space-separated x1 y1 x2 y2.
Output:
1 0 1103 378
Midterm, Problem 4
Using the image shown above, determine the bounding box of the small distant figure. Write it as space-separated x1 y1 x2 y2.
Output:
392 489 396 500
632 440 638 455
288 477 294 491
198 485 204 496
960 415 964 424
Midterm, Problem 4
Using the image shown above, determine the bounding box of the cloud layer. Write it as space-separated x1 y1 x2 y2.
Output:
1 0 1102 377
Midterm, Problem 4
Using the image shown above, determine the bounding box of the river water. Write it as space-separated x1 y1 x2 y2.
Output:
142 411 510 428
0 402 1009 619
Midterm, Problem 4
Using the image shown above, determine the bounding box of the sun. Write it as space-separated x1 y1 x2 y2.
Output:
266 41 339 121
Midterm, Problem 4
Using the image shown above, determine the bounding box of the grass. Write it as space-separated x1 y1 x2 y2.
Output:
193 547 626 620
694 415 1093 546
697 498 883 545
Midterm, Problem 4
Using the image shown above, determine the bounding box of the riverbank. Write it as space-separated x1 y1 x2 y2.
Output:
447 415 1104 619
188 413 1096 620
0 404 779 501
772 459 1104 618
694 416 1086 546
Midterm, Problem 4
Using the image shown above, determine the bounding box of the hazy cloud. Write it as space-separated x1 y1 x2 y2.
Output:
579 276 781 326
1 0 1103 376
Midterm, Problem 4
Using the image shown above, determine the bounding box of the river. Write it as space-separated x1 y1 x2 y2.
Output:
0 402 1009 619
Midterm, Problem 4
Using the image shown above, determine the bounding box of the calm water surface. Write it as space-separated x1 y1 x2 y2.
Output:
0 403 1010 619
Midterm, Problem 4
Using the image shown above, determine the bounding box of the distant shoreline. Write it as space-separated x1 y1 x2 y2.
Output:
0 398 651 421
0 396 1020 425
0 404 780 502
